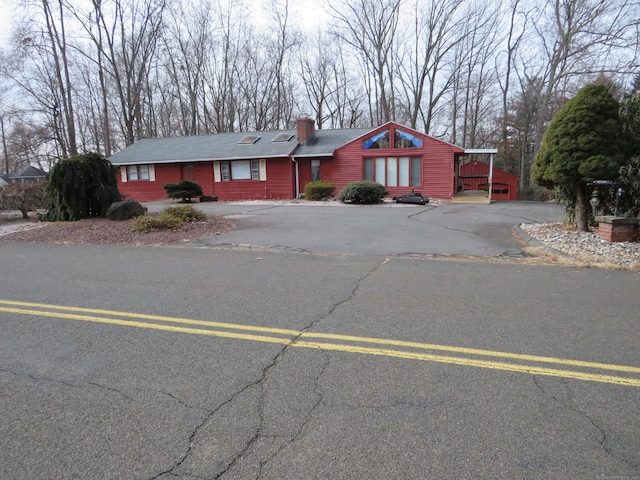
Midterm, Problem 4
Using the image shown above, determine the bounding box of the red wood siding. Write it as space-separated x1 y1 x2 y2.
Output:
459 162 519 201
213 158 293 200
117 163 182 202
422 139 456 199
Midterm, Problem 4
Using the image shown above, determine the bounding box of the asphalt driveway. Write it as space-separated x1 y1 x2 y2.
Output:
147 200 565 257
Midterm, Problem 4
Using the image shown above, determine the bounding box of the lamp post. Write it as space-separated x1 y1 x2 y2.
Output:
614 187 623 216
589 189 600 217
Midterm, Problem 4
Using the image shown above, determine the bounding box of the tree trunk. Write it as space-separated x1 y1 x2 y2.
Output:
575 182 589 232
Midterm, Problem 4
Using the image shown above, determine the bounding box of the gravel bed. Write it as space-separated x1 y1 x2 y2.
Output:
521 222 640 270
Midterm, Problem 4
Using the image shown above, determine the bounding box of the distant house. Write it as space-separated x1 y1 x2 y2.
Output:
459 161 519 201
109 118 500 202
0 166 47 185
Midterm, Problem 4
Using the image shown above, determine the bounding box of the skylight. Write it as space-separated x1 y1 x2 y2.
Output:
272 133 294 143
238 135 260 145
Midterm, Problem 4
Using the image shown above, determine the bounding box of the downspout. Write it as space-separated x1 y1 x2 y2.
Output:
292 157 299 198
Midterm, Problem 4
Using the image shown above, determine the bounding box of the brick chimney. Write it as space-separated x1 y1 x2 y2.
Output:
296 116 315 145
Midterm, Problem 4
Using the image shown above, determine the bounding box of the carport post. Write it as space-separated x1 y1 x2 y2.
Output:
488 152 494 201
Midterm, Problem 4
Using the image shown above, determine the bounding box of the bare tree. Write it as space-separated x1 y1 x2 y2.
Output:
80 0 167 146
329 0 401 126
396 0 467 132
160 1 212 136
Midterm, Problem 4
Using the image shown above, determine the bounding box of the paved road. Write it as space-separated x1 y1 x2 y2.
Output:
1 202 639 479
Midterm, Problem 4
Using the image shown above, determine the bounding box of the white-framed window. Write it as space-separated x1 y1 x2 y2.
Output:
215 159 266 182
121 165 154 182
364 157 421 187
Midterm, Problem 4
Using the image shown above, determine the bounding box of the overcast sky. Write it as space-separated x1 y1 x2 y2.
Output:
0 0 330 49
0 0 16 48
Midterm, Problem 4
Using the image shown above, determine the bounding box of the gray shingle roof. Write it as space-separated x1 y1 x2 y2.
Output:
109 128 372 165
293 128 371 157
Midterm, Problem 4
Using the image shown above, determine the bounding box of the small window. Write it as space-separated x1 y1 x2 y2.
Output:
272 133 294 143
311 159 320 181
127 165 139 181
221 161 230 181
251 159 260 180
238 135 260 145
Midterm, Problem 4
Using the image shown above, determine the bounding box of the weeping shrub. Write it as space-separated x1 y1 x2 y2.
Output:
338 181 388 204
44 153 121 221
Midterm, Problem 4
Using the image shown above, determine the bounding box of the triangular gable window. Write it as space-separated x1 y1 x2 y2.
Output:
394 129 422 148
363 130 389 149
363 128 423 149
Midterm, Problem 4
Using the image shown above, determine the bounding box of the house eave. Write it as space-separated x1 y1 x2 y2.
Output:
110 153 291 166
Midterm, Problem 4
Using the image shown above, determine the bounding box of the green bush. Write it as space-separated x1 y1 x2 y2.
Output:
163 180 203 202
338 181 388 204
304 180 336 200
130 205 208 233
162 205 208 222
131 213 184 233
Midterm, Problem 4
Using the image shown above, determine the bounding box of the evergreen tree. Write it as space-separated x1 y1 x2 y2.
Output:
532 84 627 231
45 153 122 221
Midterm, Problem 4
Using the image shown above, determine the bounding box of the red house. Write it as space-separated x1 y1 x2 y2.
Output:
109 118 500 202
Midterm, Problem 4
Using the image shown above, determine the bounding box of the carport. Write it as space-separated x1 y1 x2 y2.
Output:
453 148 499 204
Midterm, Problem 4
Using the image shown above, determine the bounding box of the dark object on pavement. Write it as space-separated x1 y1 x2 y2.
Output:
106 199 148 220
393 190 428 205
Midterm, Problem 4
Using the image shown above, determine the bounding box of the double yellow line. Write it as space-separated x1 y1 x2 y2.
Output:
1 299 639 387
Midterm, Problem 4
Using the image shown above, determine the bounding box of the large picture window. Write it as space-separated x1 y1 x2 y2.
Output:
364 157 421 187
221 160 260 181
215 159 266 182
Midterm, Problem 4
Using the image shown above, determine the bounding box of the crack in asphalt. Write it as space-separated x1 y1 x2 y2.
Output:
151 257 388 480
0 367 136 402
532 376 639 473
254 351 331 480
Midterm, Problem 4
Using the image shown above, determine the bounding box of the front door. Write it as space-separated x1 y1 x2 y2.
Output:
181 163 196 181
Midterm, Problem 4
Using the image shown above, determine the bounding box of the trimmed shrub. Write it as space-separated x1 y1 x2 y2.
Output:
162 205 208 222
338 181 388 204
304 180 336 200
131 212 184 233
163 180 203 202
